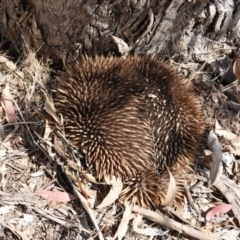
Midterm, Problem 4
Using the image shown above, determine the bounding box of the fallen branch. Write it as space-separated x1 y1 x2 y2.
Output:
131 205 218 240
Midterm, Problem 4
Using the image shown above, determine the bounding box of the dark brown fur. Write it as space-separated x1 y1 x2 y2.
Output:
54 56 205 209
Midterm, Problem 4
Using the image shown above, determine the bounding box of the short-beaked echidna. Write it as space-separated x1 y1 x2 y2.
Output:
54 56 205 209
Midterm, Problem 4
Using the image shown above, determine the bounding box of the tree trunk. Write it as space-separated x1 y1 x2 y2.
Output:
0 0 239 80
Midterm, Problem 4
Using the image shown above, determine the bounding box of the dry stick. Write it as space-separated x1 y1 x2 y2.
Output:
184 185 199 213
64 172 105 240
131 205 218 240
33 207 78 228
13 100 50 160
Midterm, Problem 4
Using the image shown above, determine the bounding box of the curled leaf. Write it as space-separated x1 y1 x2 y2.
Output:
161 166 176 206
96 176 123 209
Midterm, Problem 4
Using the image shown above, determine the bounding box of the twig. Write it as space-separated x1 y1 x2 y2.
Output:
33 206 79 228
184 185 199 213
63 171 105 240
131 205 218 240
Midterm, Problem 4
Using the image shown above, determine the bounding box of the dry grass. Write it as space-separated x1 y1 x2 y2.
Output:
0 46 239 240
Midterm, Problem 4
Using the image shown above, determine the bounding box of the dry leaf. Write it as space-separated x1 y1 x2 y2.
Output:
215 120 234 140
233 54 240 79
206 204 232 222
225 145 240 157
76 178 89 199
215 129 237 141
15 70 24 79
82 172 99 184
0 107 3 139
0 55 17 70
5 60 17 71
222 152 234 175
69 178 105 240
113 203 134 240
112 36 129 57
215 121 240 156
38 190 76 202
1 84 17 123
208 130 223 186
96 176 123 209
43 119 52 140
54 137 68 158
204 149 213 156
44 94 61 124
66 160 80 171
161 167 176 206
0 55 9 63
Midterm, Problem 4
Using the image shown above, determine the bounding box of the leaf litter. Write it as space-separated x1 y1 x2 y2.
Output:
0 48 239 240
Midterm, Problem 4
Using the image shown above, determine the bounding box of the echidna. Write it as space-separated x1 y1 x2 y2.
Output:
54 56 205 209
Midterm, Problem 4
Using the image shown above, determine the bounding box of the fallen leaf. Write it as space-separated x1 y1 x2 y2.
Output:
0 107 4 139
44 93 61 124
82 172 99 184
0 107 3 118
5 60 17 71
113 203 134 240
96 176 123 209
43 119 52 140
15 70 24 79
222 152 234 174
68 176 105 240
204 149 213 156
206 204 232 222
225 145 240 157
215 129 237 141
208 130 223 186
215 121 240 156
1 84 17 123
66 160 80 171
0 55 9 63
76 177 89 199
54 136 68 158
211 93 219 104
161 167 176 206
0 206 15 215
215 120 222 130
233 54 240 79
112 36 129 57
37 190 76 202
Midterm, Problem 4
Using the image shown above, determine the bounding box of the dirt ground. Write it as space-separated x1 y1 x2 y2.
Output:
0 41 240 240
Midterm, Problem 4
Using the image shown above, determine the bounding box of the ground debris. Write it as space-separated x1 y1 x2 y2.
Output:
0 48 239 240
